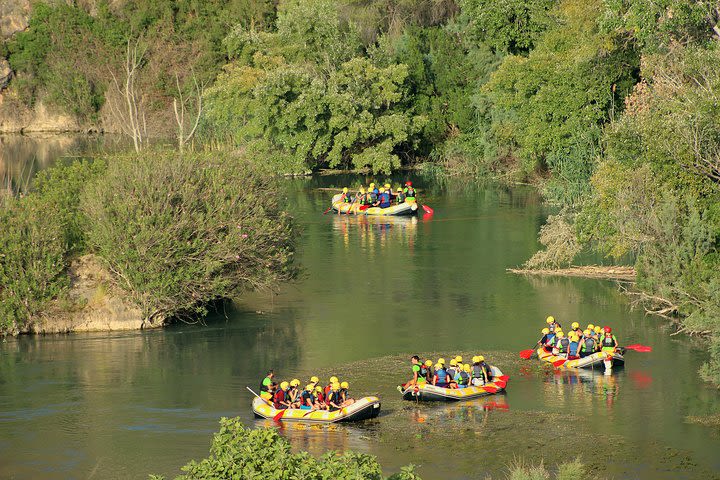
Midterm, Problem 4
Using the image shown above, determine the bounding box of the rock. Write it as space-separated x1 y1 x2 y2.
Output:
0 99 81 133
0 58 12 91
24 254 165 334
0 0 30 39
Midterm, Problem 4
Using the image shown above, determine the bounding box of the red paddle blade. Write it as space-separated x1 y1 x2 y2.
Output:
422 205 434 214
625 344 653 352
552 359 567 368
497 375 510 382
273 410 285 421
519 349 534 359
359 205 369 211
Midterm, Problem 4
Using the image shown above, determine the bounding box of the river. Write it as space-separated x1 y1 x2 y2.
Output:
1 136 719 479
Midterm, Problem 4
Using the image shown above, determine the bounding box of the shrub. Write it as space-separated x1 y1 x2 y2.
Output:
149 417 421 480
0 196 68 333
81 151 298 322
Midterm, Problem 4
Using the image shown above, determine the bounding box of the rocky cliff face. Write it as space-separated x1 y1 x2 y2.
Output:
25 255 164 334
0 0 30 39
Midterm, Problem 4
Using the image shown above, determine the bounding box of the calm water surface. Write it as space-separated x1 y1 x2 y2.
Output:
1 138 720 479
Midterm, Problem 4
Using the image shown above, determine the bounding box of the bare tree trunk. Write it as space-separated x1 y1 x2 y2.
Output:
173 71 204 153
108 37 147 153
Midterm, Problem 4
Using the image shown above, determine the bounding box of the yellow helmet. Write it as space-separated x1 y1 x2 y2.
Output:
556 330 564 337
315 385 323 393
280 381 289 390
425 360 433 367
569 334 579 341
340 381 349 389
342 187 348 193
594 326 602 333
290 379 300 387
571 322 579 329
542 328 550 334
477 355 485 362
331 382 340 391
472 355 480 363
379 187 385 193
455 356 463 363
329 376 338 383
434 363 442 370
384 183 391 189
438 358 445 365
310 376 319 383
587 324 595 330
397 187 402 192
449 359 457 366
369 182 375 187
305 384 314 391
546 316 555 324
359 187 366 194
583 329 591 336
463 364 471 372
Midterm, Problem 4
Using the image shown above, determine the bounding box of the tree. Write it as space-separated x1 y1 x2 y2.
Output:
107 37 147 153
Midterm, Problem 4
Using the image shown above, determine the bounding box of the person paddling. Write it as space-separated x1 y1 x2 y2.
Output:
600 326 618 354
554 330 570 358
260 370 275 400
395 187 405 204
578 329 597 358
403 181 416 201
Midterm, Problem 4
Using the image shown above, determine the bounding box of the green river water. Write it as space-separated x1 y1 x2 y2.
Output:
1 136 720 479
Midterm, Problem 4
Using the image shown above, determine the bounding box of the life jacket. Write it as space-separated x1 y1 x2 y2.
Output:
472 364 485 381
602 334 616 347
545 333 556 345
480 362 493 381
569 341 579 356
327 391 342 410
315 391 325 404
404 187 416 199
273 389 286 409
557 337 570 353
446 367 456 379
435 368 447 384
300 391 314 406
396 193 405 203
456 371 470 386
581 337 596 352
379 192 391 208
324 385 332 396
368 192 377 203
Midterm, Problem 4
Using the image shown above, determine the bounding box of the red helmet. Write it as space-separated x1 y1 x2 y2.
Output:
604 326 611 333
405 181 412 186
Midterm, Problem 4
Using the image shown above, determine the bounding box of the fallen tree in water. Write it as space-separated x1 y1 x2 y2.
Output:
507 265 636 282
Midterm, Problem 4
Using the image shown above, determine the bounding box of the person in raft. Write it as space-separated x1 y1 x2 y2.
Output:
260 369 275 400
373 187 392 208
403 181 416 201
339 187 352 203
339 381 355 406
600 326 619 354
545 315 562 333
400 355 425 390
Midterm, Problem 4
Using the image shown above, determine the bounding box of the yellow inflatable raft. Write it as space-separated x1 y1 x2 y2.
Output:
331 194 419 216
252 396 381 423
536 348 625 370
400 367 508 402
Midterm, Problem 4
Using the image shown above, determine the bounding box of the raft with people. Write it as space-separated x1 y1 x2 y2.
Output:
252 395 381 423
399 355 508 402
329 181 430 216
253 372 381 424
519 317 648 371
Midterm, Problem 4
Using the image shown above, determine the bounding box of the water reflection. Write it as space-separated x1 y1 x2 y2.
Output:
542 368 622 410
332 214 419 252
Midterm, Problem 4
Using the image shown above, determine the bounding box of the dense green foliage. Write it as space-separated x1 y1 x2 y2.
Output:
0 152 297 333
149 417 421 480
0 160 106 333
81 152 297 321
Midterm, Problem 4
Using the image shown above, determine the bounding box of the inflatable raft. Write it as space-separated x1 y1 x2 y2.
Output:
536 348 625 370
400 366 508 402
252 396 381 423
331 194 419 216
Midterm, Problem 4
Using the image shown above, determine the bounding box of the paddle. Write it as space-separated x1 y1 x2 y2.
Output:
273 408 286 421
552 358 567 368
246 386 272 406
624 344 652 352
519 344 539 360
323 206 333 215
422 204 434 214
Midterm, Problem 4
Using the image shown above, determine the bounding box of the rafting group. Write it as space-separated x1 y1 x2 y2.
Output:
259 370 356 412
403 354 494 389
537 316 619 358
329 181 431 216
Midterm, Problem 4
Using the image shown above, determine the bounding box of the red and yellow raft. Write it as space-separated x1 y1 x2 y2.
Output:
331 194 420 216
400 367 508 402
536 348 625 370
252 396 381 423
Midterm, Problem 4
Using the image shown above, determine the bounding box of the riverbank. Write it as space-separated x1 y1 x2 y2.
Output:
507 265 636 282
